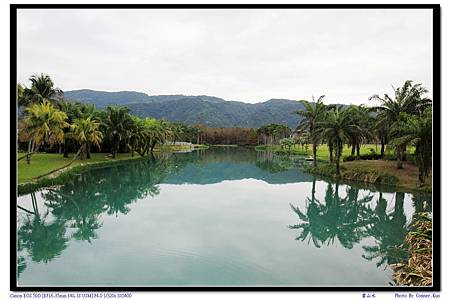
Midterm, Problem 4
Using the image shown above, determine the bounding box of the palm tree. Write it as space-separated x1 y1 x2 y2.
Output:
71 117 103 160
346 105 374 159
17 83 28 108
317 106 362 176
374 113 389 157
28 73 64 105
369 80 431 166
58 100 82 157
126 116 141 157
18 100 69 164
295 95 327 166
151 119 171 152
32 116 103 180
389 108 432 185
102 106 133 158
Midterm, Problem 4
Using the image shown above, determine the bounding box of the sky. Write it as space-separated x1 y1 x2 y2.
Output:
17 9 433 105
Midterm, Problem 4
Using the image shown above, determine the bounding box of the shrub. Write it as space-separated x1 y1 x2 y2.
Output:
343 153 383 162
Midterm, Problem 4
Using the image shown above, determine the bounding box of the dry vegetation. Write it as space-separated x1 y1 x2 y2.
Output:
392 212 432 286
343 160 432 191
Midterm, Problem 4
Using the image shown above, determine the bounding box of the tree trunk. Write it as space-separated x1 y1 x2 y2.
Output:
380 139 385 157
63 139 70 158
356 144 361 160
417 165 426 187
86 143 91 159
26 139 33 164
418 171 425 187
79 143 87 160
313 143 317 167
351 143 355 156
311 178 316 201
396 149 403 169
329 143 333 164
17 153 30 161
335 146 340 177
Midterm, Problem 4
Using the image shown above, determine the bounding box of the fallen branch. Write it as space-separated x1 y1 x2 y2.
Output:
17 152 33 161
33 148 82 180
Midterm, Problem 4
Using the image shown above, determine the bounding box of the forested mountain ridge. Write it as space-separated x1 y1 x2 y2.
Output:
63 89 307 128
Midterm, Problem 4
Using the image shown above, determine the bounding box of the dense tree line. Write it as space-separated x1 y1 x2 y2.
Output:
17 74 203 165
195 126 258 145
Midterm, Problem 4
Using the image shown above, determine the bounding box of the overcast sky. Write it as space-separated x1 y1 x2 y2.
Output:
17 9 433 105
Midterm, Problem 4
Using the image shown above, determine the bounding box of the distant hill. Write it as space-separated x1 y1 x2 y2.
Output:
63 89 306 128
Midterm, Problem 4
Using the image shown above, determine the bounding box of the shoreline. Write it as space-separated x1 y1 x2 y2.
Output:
17 155 147 196
17 146 209 195
255 145 432 194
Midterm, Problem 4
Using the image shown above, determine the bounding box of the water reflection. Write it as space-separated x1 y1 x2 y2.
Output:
289 180 431 269
18 149 307 269
17 148 432 285
362 192 409 267
18 192 69 264
289 180 373 249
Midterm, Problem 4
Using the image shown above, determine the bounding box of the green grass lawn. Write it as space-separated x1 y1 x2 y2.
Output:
17 152 140 184
17 144 209 184
255 144 414 161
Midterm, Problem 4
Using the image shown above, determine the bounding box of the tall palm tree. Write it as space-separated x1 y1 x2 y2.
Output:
102 106 133 158
346 105 374 159
58 100 82 157
369 80 431 166
28 73 64 105
389 108 432 185
18 100 69 164
317 106 362 176
71 117 103 160
295 95 327 166
374 113 389 157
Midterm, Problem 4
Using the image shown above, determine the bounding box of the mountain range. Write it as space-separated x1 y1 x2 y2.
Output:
63 89 307 128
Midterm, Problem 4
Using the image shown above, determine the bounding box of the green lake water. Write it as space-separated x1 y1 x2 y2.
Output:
16 147 431 287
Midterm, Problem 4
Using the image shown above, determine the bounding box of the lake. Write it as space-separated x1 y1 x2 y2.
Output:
16 147 431 287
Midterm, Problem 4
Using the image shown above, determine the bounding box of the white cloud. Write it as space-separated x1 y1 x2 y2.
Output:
17 8 433 105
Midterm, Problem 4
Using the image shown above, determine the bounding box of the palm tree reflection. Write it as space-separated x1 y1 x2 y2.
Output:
289 180 430 270
289 181 372 249
17 156 173 270
17 192 69 264
362 192 409 267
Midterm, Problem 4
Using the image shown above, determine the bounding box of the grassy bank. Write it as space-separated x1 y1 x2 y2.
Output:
17 156 149 195
17 144 209 193
305 160 431 192
255 143 413 160
17 152 141 184
256 143 429 192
